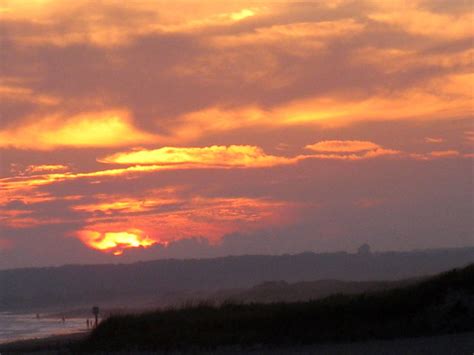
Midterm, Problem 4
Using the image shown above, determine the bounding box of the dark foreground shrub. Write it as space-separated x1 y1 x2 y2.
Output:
81 264 474 352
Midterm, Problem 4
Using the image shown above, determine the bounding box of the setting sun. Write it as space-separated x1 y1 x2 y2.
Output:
77 229 156 256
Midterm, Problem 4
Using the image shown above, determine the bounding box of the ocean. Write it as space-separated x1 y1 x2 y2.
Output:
0 312 88 344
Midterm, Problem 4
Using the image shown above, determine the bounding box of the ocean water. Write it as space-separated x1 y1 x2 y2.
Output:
0 312 89 344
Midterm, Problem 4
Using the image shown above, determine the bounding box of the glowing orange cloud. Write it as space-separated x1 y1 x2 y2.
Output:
73 196 297 255
410 150 461 160
424 137 444 144
305 140 382 153
0 146 300 200
211 19 364 48
73 190 180 215
77 197 292 232
2 140 466 207
99 145 299 167
1 2 471 152
0 1 261 47
0 164 186 199
369 3 473 40
0 110 156 150
305 140 400 160
77 229 157 256
429 150 460 158
23 164 69 174
308 149 400 161
171 73 472 140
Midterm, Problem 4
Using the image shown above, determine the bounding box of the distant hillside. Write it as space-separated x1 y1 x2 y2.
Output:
82 264 474 352
0 247 473 310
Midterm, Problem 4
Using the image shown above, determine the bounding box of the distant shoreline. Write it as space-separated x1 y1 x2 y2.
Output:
0 312 90 347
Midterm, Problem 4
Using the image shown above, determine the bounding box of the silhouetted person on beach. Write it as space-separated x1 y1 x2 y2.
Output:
92 306 100 328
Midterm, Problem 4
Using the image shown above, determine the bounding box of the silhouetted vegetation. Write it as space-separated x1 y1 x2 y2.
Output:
82 264 474 352
210 278 419 304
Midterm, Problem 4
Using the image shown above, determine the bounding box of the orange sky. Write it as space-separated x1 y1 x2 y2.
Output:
0 0 472 268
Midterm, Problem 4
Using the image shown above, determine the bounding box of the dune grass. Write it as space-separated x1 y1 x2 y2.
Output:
82 264 474 352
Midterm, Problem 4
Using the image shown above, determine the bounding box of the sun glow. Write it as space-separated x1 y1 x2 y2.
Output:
77 229 156 256
0 110 155 150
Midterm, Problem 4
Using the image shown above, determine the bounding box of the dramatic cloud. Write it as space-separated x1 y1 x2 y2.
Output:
305 140 382 153
0 110 156 150
73 195 296 255
99 145 300 167
0 0 472 268
305 140 401 160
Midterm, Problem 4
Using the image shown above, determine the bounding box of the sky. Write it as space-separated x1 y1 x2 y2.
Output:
0 0 472 269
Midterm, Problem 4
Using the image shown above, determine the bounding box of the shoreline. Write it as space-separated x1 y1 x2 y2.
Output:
0 312 90 348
